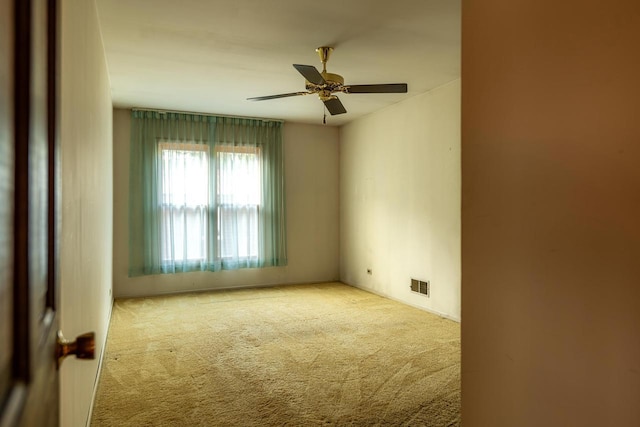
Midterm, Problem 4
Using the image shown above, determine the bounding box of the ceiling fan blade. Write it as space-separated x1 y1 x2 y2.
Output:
323 97 347 115
345 83 408 94
293 64 326 85
247 91 310 101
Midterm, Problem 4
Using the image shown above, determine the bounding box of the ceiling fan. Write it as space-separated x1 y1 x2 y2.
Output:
247 47 408 116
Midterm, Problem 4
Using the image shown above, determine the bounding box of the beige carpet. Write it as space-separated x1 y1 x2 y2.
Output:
91 282 460 426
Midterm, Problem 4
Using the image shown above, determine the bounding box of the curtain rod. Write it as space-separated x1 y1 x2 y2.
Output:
131 107 284 123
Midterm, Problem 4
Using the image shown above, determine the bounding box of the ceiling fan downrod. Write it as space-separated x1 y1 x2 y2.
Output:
316 46 333 73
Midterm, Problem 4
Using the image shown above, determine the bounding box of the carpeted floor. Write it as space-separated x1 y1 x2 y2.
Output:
90 282 460 426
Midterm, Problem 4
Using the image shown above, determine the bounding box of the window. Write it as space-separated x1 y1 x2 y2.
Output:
158 142 209 263
129 111 286 276
216 145 261 259
158 143 263 265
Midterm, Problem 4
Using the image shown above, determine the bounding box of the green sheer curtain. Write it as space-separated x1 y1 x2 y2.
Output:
128 110 286 276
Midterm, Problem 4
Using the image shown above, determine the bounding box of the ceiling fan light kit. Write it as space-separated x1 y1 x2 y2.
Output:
247 47 408 120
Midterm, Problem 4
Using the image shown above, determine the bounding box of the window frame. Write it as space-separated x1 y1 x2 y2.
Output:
157 141 263 265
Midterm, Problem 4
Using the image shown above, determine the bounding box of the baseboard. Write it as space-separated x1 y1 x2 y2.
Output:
85 295 114 427
114 278 341 299
344 281 461 323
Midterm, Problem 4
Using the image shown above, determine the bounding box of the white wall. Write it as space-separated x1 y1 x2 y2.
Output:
340 80 461 320
59 0 113 425
462 0 640 425
112 110 340 297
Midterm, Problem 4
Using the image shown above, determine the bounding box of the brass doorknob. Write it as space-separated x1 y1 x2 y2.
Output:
56 331 95 368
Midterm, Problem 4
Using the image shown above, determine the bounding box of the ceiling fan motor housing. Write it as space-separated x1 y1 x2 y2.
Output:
321 72 344 85
305 71 345 97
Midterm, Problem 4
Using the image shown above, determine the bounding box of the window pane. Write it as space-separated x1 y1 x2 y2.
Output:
217 151 260 205
218 205 258 258
161 147 208 206
184 207 207 260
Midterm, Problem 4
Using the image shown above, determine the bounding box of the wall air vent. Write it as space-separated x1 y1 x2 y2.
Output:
410 278 430 297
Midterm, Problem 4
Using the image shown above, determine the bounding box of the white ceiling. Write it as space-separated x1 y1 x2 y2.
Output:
96 0 460 126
